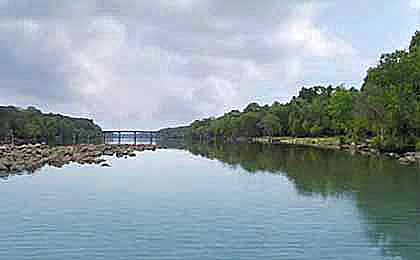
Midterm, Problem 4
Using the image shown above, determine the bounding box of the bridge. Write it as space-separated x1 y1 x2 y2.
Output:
102 130 160 145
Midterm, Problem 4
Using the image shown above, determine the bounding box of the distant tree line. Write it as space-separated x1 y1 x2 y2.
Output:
158 126 190 139
0 106 102 145
188 31 420 153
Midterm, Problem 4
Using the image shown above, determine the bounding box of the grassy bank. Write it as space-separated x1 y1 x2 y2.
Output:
252 136 342 150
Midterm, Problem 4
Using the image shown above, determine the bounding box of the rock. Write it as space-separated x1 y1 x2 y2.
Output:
95 158 107 164
145 146 156 151
357 144 369 150
0 161 7 171
403 152 416 157
339 144 351 150
399 156 417 164
398 157 409 164
385 152 400 159
0 143 160 174
3 161 12 170
79 145 93 153
63 155 73 162
82 157 96 164
10 163 24 173
49 160 65 168
103 150 115 156
93 151 103 157
368 148 380 156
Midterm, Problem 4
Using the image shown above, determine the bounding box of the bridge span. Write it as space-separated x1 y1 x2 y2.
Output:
102 130 160 145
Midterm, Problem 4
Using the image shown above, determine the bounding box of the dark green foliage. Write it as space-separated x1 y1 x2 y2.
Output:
189 85 357 140
188 31 420 153
0 106 102 144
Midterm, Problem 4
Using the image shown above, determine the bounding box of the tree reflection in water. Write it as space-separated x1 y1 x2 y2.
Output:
186 142 420 260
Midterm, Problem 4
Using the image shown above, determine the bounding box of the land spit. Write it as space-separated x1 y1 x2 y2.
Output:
253 137 420 165
0 143 161 177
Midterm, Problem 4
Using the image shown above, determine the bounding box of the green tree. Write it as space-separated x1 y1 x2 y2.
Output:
258 113 281 136
239 112 260 137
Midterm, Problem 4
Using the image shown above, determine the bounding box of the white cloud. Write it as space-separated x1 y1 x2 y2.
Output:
0 0 360 129
410 0 420 10
267 2 355 58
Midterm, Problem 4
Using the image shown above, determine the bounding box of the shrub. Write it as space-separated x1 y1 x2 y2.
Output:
338 136 346 145
377 136 411 153
371 136 382 149
416 141 420 152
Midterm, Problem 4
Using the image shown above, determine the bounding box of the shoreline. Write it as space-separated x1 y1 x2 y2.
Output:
252 136 420 165
0 143 161 177
2 137 419 178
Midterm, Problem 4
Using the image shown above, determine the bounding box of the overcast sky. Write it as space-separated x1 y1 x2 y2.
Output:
0 0 419 130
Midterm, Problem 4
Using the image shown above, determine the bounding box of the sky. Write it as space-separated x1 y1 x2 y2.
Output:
0 0 419 130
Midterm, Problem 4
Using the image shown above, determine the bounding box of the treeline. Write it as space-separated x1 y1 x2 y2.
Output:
158 126 190 139
189 31 420 153
0 106 102 144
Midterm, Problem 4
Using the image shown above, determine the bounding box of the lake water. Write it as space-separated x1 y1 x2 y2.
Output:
0 143 419 260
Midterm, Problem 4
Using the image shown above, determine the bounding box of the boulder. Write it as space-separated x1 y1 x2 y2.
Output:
103 150 115 156
10 163 24 173
95 158 107 164
81 157 96 164
399 156 417 164
403 152 416 157
0 143 159 173
0 161 7 171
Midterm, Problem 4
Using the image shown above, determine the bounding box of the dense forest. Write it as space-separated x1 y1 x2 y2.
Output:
0 106 102 144
188 31 420 153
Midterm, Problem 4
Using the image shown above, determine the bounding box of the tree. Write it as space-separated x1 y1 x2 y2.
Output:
184 31 420 153
244 102 261 113
328 88 356 134
0 106 102 144
258 113 281 137
239 112 260 137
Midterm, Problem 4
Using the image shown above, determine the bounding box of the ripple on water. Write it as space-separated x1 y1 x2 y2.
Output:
0 147 419 260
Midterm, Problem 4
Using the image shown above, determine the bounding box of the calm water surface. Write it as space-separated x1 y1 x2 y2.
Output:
0 143 419 259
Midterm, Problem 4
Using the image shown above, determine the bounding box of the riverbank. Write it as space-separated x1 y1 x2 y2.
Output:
252 136 420 165
0 144 161 176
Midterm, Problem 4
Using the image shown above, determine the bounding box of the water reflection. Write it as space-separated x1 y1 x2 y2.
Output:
186 142 420 260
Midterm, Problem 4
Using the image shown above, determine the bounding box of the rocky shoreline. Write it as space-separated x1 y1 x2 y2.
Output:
340 143 420 165
253 137 420 166
0 143 161 177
